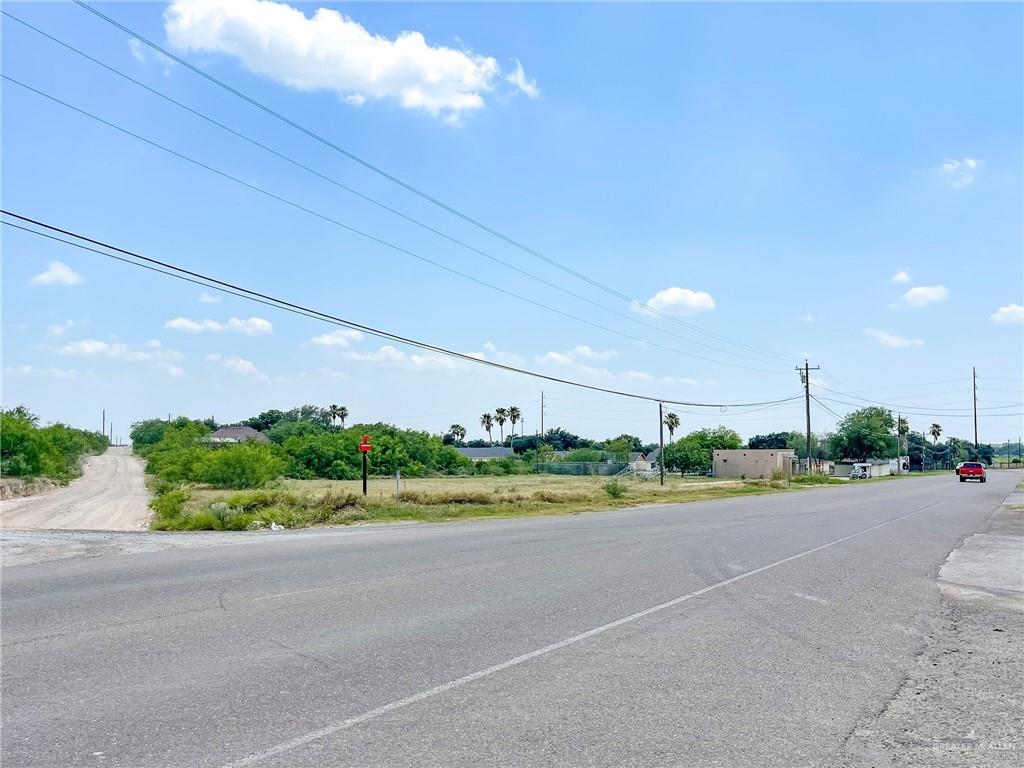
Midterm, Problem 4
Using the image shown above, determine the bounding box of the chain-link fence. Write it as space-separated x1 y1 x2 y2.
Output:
532 462 627 476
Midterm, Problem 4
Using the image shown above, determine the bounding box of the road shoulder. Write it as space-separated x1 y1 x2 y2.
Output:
833 485 1024 767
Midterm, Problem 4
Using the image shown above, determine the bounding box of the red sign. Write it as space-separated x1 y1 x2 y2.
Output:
359 435 372 453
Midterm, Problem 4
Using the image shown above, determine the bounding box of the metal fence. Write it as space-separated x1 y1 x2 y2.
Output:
533 462 627 476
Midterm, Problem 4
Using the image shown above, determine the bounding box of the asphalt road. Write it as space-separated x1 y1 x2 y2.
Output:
0 448 150 531
2 472 1017 767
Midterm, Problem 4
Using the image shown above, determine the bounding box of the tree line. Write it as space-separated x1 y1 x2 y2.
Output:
1 406 109 482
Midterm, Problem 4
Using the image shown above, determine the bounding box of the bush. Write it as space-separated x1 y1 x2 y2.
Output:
0 407 108 482
604 479 627 499
201 445 287 489
149 489 189 527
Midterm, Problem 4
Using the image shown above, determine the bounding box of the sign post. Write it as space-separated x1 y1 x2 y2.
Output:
359 435 372 496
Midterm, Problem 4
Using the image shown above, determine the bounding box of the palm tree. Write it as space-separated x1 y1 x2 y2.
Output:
480 413 494 447
327 404 342 429
663 412 680 444
929 423 942 444
508 406 521 449
449 424 467 444
494 407 508 447
337 406 348 429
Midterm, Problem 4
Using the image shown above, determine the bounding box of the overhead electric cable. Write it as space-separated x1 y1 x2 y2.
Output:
1 10 787 369
1 211 805 410
3 74 788 375
70 0 792 365
815 391 1024 415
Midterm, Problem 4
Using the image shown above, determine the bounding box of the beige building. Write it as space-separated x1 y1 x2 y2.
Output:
713 448 796 479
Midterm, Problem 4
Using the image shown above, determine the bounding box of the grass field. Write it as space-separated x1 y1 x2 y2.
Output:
149 471 958 531
152 473 808 531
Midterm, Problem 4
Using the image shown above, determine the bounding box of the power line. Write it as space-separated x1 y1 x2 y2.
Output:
1 11 788 370
2 210 805 411
3 74 790 375
815 395 1022 419
70 0 792 366
817 385 1021 413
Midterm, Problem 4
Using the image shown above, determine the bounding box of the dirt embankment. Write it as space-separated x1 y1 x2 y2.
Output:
0 478 61 501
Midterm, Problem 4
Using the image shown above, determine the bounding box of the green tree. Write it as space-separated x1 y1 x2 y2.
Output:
508 406 521 448
829 407 896 461
494 408 508 446
480 413 494 446
929 423 943 444
663 412 680 444
748 432 790 449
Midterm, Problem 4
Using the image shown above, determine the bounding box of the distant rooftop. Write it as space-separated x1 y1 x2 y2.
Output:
206 426 270 444
456 446 514 460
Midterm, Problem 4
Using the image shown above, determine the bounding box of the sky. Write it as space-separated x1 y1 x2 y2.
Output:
2 0 1022 446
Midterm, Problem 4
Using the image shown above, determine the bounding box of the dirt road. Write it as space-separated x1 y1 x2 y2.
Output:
0 447 151 530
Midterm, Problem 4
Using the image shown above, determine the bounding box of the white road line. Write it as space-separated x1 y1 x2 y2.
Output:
222 499 946 768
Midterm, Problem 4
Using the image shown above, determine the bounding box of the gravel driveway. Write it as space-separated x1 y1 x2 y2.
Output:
0 447 151 531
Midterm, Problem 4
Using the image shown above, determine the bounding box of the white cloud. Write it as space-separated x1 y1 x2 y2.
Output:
505 58 539 99
165 317 224 333
538 346 617 366
637 287 715 316
30 261 82 286
569 345 616 361
900 284 949 307
57 339 184 369
891 269 911 284
990 303 1024 324
164 0 533 123
344 344 461 370
205 353 266 380
128 37 175 74
939 157 979 188
199 292 221 304
539 351 572 365
309 328 364 347
622 370 653 381
164 316 272 334
47 320 75 337
227 317 273 335
798 313 817 324
3 365 79 379
223 356 260 375
864 328 925 348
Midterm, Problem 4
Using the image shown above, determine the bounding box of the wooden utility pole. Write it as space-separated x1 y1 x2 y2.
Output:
540 390 544 436
796 360 821 474
658 402 665 486
102 409 105 437
972 366 978 447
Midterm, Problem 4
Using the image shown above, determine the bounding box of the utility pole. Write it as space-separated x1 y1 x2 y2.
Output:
796 359 821 475
972 366 978 448
658 402 665 486
897 412 901 476
540 390 544 436
102 409 105 437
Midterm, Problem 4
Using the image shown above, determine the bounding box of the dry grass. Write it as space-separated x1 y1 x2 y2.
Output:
161 473 789 530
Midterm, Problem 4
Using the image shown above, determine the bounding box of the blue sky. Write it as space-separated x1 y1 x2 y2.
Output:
2 0 1021 445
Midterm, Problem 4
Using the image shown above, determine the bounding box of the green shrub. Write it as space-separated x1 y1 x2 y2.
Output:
604 479 626 499
149 489 189 526
790 474 839 485
396 490 496 505
200 445 287 489
1 407 108 481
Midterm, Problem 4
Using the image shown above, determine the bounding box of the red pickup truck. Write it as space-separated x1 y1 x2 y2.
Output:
958 462 986 483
